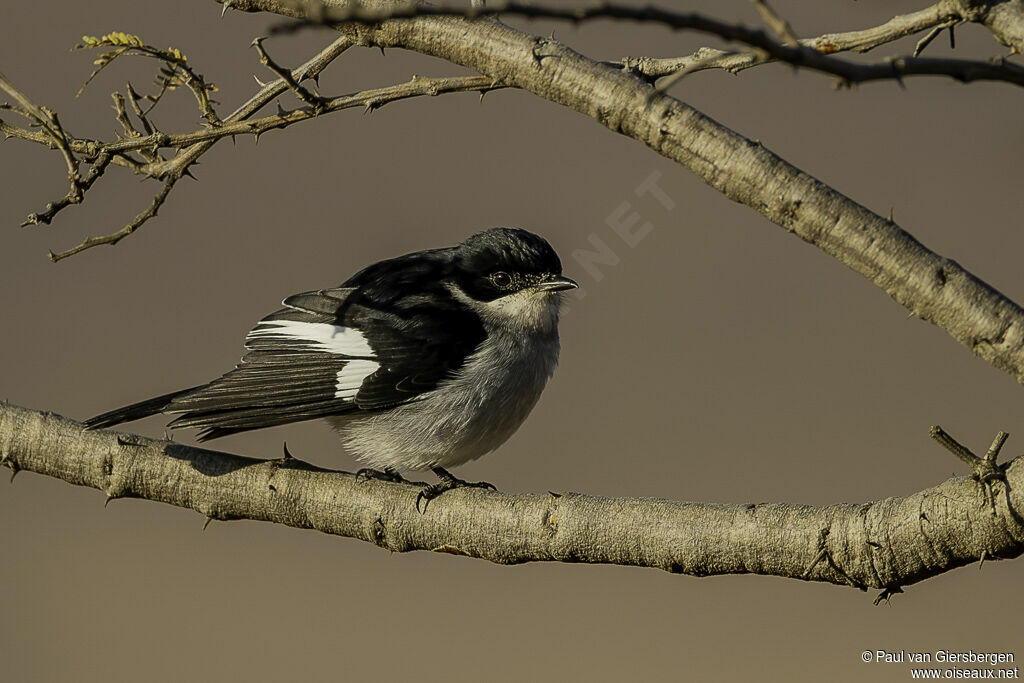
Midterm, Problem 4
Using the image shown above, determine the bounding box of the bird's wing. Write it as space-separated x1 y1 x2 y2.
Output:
164 285 485 440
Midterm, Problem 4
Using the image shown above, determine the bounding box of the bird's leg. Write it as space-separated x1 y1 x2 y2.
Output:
416 467 497 512
355 467 410 484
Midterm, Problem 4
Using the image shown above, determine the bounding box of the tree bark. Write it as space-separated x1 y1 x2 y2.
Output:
2 402 1021 593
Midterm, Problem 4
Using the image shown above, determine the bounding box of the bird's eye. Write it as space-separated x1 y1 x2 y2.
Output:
491 272 513 289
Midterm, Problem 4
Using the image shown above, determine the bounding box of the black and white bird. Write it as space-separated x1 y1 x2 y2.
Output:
86 228 577 506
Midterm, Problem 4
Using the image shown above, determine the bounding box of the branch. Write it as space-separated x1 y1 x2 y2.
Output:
615 3 959 79
5 72 496 262
252 36 327 110
269 1 1024 89
1 402 1021 596
131 74 497 152
1 33 504 259
4 35 347 256
749 0 799 47
0 71 86 222
48 178 177 262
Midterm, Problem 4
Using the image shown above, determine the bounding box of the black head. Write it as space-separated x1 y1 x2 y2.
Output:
452 228 576 302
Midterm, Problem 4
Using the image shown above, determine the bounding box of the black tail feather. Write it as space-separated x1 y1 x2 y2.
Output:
195 427 245 442
84 386 203 430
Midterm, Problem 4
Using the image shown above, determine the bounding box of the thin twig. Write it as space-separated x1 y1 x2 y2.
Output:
749 0 799 47
985 431 1009 466
126 83 159 136
252 37 326 110
76 39 223 126
112 92 143 139
21 152 113 228
929 425 979 469
0 71 84 209
137 35 354 191
914 23 948 57
48 178 177 262
0 119 139 171
122 85 163 164
25 73 497 166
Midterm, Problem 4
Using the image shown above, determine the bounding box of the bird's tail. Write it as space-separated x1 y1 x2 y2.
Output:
84 386 203 430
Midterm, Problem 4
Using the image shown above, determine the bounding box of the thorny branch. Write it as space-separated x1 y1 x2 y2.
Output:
48 179 177 262
75 33 222 125
0 403 1021 601
252 36 326 110
0 71 86 223
1 34 499 259
42 75 498 261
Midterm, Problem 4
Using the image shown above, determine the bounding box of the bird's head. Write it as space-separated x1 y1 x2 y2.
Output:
448 227 577 333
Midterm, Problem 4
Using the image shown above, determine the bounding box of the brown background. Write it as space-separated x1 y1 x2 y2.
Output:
2 1 1022 681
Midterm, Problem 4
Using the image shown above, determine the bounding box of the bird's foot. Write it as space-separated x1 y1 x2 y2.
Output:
416 467 497 513
355 467 410 484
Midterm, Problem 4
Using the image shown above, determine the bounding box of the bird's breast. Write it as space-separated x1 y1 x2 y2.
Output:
332 329 560 470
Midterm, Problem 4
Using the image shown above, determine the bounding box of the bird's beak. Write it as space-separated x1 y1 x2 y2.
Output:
536 275 579 292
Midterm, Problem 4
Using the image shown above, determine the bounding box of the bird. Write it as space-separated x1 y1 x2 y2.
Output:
85 227 578 508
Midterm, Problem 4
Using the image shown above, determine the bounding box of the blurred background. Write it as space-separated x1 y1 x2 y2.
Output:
2 1 1022 681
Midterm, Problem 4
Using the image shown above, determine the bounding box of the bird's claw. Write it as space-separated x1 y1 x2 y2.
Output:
416 467 497 513
355 468 410 484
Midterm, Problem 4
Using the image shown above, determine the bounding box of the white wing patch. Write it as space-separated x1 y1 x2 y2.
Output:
246 320 376 357
335 359 380 400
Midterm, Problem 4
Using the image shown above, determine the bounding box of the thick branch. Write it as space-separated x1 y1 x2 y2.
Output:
1 402 1021 593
